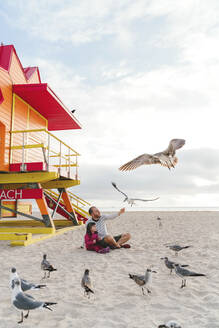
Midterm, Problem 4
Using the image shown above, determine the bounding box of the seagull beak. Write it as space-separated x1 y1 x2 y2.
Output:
160 257 164 260
152 270 157 273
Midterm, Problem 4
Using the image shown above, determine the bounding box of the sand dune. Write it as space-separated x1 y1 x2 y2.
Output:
0 211 219 327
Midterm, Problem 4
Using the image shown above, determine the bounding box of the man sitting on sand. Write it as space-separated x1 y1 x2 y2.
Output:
86 206 131 249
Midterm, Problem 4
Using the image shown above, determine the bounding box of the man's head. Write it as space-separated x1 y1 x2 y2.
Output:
88 206 101 219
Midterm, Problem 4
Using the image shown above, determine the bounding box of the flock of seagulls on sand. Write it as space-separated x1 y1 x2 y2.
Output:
8 246 201 326
8 238 206 326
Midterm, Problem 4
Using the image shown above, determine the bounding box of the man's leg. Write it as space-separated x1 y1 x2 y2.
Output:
103 235 121 248
116 233 131 246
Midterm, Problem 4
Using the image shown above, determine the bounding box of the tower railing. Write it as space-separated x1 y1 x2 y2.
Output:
10 129 80 179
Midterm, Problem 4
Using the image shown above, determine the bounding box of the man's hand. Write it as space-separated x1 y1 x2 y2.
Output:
93 240 96 244
119 208 125 216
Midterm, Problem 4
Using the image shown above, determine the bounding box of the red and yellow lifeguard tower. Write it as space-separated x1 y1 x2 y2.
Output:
0 44 89 246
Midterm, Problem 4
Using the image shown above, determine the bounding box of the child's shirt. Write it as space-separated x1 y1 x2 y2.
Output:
84 232 103 252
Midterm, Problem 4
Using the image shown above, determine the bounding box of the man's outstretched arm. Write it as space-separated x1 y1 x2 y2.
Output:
103 208 125 220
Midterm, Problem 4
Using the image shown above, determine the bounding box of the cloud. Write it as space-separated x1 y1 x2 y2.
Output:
5 0 144 45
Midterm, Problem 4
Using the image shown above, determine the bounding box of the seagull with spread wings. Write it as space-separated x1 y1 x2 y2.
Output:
111 182 159 207
119 139 185 171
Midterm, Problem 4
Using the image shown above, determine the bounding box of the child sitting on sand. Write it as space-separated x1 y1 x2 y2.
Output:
85 222 110 254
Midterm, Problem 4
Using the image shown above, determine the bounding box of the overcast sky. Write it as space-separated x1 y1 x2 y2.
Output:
1 0 219 208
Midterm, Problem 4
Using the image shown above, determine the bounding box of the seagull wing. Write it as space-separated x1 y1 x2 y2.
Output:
129 274 145 286
13 292 43 310
111 182 128 198
164 139 185 156
21 279 32 291
180 267 205 277
84 276 92 289
131 197 159 202
119 154 160 171
82 274 94 293
41 259 53 270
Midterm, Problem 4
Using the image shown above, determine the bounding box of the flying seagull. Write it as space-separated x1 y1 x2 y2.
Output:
119 139 185 171
10 268 46 292
174 263 206 288
160 257 189 274
41 254 57 279
166 244 191 256
71 109 76 113
111 182 159 207
129 268 157 295
158 321 182 328
11 278 57 324
81 269 94 298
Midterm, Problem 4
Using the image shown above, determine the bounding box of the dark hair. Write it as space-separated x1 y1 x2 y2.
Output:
88 206 95 216
86 222 96 235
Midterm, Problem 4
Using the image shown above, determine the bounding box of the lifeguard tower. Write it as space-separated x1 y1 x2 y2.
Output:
0 44 89 246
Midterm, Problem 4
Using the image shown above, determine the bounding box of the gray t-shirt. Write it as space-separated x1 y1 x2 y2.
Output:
86 213 119 239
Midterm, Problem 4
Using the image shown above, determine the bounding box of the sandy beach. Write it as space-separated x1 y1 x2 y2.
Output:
1 211 219 328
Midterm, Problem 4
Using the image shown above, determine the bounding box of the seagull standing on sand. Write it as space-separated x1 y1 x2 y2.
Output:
119 139 185 171
41 254 57 279
11 279 57 324
129 268 157 295
81 269 94 298
166 245 191 256
111 182 159 207
160 257 189 274
174 263 206 288
157 217 162 227
158 321 182 328
10 268 46 292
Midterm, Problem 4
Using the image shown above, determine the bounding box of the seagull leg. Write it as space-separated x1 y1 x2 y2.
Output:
18 311 23 324
42 271 47 279
146 288 151 294
142 287 145 295
180 280 184 288
165 160 171 170
24 311 29 319
169 157 175 168
47 271 50 278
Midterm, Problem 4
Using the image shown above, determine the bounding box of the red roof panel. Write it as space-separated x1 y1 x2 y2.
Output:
13 83 81 131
